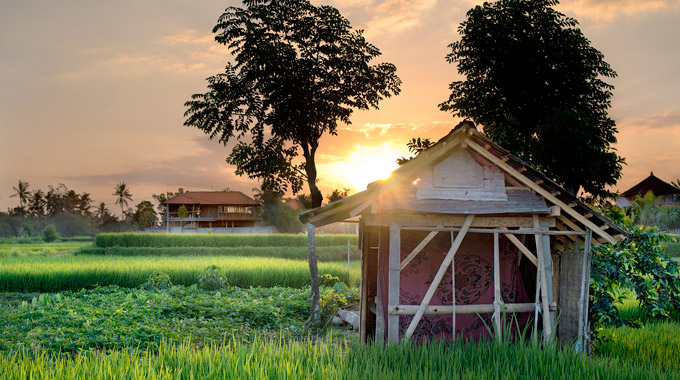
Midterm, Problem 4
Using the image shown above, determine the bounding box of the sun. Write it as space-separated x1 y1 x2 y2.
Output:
321 143 407 192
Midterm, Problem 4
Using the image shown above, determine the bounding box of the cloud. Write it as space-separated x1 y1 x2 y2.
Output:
617 112 680 132
558 0 677 22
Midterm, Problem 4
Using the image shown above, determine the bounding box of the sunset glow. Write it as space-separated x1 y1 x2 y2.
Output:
320 143 407 192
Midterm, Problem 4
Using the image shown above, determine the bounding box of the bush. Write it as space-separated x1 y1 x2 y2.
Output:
94 233 358 248
198 265 228 291
142 271 173 291
663 242 680 257
40 225 60 242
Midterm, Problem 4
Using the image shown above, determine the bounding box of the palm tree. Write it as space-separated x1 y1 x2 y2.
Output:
94 202 111 222
10 180 30 215
113 182 133 218
630 190 663 226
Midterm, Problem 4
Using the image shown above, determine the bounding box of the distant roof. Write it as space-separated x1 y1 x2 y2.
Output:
164 191 259 206
621 172 680 197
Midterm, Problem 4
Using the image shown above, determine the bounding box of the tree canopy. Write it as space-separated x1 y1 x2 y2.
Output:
184 0 401 208
439 0 623 198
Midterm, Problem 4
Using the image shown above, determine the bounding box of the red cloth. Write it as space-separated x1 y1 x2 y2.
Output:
379 231 530 342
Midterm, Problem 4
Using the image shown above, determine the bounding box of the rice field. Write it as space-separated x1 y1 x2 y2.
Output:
0 255 360 292
2 337 677 380
0 241 90 257
94 233 358 248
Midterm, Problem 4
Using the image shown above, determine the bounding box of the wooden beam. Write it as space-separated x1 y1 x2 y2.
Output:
500 227 538 266
466 138 618 244
365 214 553 228
400 230 439 270
391 303 556 315
534 215 553 341
403 215 475 340
493 232 502 341
387 223 401 343
549 206 561 217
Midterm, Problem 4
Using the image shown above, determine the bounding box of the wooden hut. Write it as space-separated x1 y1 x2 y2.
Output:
300 121 626 348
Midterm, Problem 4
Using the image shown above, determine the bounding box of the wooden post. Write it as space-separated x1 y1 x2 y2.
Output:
577 229 592 352
450 231 456 341
387 223 401 343
404 215 475 340
533 254 541 344
534 215 553 341
493 232 502 341
375 231 384 344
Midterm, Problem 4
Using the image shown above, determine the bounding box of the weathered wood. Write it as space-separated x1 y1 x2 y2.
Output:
387 223 401 343
534 215 553 341
392 303 554 315
375 231 384 344
493 232 502 341
500 227 538 266
400 230 439 270
577 230 592 352
451 232 457 340
549 206 561 217
365 214 554 228
466 138 619 244
359 229 368 342
403 215 475 340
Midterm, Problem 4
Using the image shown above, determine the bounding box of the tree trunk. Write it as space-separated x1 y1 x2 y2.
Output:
304 142 323 324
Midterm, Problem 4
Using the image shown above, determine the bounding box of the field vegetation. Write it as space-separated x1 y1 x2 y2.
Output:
93 233 358 248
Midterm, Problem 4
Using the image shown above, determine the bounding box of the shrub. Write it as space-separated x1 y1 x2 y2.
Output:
198 265 229 291
40 225 60 242
142 271 173 290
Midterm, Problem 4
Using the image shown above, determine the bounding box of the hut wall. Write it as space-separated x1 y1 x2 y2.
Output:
373 231 532 342
556 248 588 345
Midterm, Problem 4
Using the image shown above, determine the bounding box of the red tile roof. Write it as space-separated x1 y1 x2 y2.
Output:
164 191 260 206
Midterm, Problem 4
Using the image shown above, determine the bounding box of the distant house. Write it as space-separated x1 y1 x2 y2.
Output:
617 172 680 208
163 191 261 230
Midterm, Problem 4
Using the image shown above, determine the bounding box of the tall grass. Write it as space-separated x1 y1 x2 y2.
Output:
0 242 90 257
1 337 676 380
0 255 360 292
596 321 680 371
75 245 361 261
94 233 358 248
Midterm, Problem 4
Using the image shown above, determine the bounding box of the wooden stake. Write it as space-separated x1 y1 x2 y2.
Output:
403 215 475 340
375 230 384 344
534 215 553 341
387 223 401 343
493 232 502 341
451 231 456 341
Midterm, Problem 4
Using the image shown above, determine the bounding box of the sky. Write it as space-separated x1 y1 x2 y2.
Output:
1 0 679 214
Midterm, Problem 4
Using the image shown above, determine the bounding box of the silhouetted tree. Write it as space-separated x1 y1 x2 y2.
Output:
28 190 46 217
113 182 133 218
397 137 434 165
326 188 350 204
440 0 623 198
10 180 30 215
185 0 401 322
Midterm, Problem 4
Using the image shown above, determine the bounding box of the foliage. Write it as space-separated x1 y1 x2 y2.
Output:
76 244 361 261
590 225 680 328
19 222 34 237
40 224 60 242
131 200 158 229
320 282 359 320
0 255 359 292
0 285 309 353
261 197 306 233
663 242 680 257
397 137 434 165
113 182 133 218
440 0 622 198
657 205 680 231
326 188 350 204
1 332 678 379
9 180 30 213
184 0 400 203
0 242 89 258
198 265 228 291
142 271 173 291
629 190 663 226
93 233 358 248
295 193 313 209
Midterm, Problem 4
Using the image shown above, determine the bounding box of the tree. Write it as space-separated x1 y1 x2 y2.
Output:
630 191 662 226
94 202 115 223
113 182 133 218
326 188 350 204
184 0 401 322
439 0 623 198
28 190 46 217
397 137 434 165
132 201 158 230
177 205 188 232
10 180 30 214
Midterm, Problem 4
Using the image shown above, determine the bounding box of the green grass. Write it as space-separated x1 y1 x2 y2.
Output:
663 241 680 257
76 245 360 261
0 241 90 257
94 233 358 248
1 337 677 380
597 321 680 372
0 255 360 292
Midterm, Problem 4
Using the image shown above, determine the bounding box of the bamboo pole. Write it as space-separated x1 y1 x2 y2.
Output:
534 215 553 341
391 303 552 315
375 230 384 344
493 232 502 341
451 231 456 341
403 215 475 340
